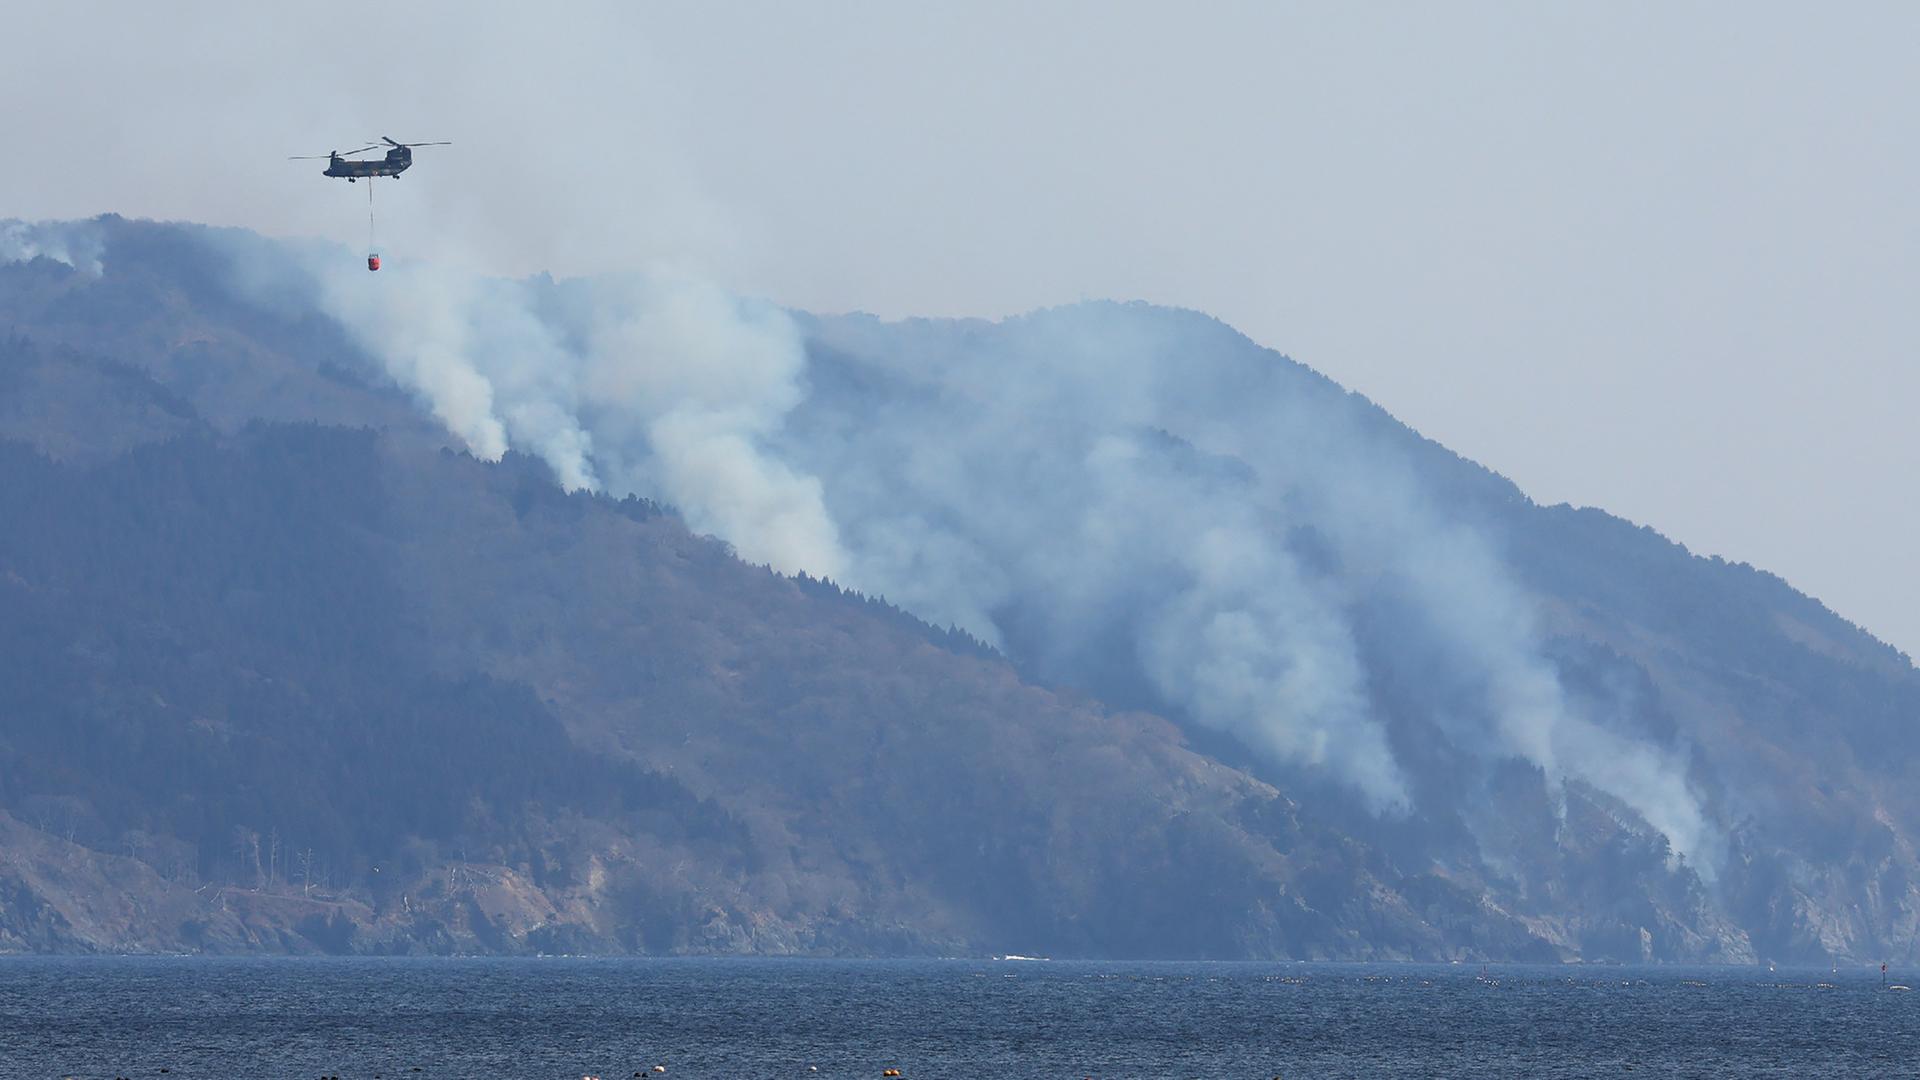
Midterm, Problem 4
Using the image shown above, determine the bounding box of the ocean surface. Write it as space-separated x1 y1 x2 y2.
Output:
1 957 1914 1079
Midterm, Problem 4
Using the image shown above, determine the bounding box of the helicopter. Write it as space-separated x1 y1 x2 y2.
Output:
290 136 450 270
288 136 451 182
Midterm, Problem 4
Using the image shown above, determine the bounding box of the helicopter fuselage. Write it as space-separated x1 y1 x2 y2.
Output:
322 148 412 181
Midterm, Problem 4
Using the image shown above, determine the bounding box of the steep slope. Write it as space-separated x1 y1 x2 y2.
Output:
0 286 1512 956
789 304 1920 964
1 215 1916 963
787 297 1920 953
0 334 1533 958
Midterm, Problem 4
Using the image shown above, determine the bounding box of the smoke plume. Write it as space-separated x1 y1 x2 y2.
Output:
1 219 103 275
197 232 1716 865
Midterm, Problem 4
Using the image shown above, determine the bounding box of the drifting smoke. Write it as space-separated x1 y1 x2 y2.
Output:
203 233 1714 866
788 306 1714 864
225 246 849 580
0 219 104 275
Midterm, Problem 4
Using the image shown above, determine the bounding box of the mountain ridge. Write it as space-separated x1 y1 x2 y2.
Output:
0 215 1914 963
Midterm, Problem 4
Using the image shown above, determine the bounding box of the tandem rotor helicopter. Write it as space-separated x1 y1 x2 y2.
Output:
289 137 450 270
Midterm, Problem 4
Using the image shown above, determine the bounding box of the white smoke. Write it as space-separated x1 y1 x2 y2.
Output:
1367 510 1717 867
575 274 847 579
1 219 104 274
1139 521 1408 813
209 237 1716 864
279 252 847 580
780 302 1717 861
318 266 511 461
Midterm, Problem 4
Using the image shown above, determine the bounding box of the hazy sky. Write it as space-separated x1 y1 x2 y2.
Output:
8 2 1918 655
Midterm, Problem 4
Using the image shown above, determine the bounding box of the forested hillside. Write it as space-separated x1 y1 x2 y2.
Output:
0 216 1916 962
0 336 1482 957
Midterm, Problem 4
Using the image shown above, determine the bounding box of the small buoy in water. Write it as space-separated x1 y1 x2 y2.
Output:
653 1067 667 1074
367 253 382 272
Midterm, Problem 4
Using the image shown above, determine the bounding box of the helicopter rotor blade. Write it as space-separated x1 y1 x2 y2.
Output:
291 145 378 159
380 137 451 148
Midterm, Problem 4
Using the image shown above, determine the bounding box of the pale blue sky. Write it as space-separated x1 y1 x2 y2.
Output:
9 1 1917 653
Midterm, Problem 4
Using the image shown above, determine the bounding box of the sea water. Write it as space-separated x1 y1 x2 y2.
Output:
1 957 1913 1078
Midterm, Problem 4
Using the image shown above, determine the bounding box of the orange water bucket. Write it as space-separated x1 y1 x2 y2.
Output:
367 253 382 271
